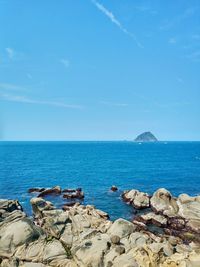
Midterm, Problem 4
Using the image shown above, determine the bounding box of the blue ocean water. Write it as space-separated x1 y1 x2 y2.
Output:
0 141 200 220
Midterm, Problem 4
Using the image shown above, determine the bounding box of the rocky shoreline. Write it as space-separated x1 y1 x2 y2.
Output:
1 187 200 266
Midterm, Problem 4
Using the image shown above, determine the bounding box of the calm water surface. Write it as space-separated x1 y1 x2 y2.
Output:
0 141 200 220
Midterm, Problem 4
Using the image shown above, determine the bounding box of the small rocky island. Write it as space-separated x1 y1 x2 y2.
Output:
1 185 200 266
134 131 158 142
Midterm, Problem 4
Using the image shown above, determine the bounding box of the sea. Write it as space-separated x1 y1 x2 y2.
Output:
0 141 200 220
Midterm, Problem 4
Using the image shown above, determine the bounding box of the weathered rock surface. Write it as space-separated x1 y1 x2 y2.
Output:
122 189 150 209
1 188 200 267
123 187 200 243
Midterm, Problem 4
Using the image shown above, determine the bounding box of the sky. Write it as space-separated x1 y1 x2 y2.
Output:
0 0 199 141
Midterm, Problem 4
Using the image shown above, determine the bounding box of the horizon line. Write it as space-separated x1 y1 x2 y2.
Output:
0 140 200 142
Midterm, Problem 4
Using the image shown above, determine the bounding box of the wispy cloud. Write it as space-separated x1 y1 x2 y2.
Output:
168 37 177 44
5 47 14 59
192 34 200 40
133 4 157 15
91 0 143 48
160 7 197 30
0 83 27 92
101 101 128 107
186 50 200 62
60 59 70 68
158 101 190 108
0 93 83 109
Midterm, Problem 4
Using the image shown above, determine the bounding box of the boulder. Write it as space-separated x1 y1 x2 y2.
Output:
30 197 54 218
129 232 149 248
0 216 44 256
112 250 139 267
73 234 111 266
115 246 125 255
122 189 150 209
111 235 120 245
150 188 179 216
177 194 200 232
108 218 136 238
0 199 23 212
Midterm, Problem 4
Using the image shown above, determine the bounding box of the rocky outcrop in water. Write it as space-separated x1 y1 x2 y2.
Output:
134 131 158 142
1 188 200 266
28 186 85 205
122 189 150 209
110 186 118 192
123 188 200 243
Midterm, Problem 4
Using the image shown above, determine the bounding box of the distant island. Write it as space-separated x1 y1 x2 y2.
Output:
134 131 158 142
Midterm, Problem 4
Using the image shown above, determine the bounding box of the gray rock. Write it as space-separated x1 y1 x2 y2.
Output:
150 188 179 216
108 218 136 238
115 246 125 255
111 235 120 245
0 216 44 256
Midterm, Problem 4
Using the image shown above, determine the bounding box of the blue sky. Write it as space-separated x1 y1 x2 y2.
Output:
0 0 199 141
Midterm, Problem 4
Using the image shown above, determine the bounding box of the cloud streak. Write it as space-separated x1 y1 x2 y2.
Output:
91 0 143 48
186 50 200 62
5 47 14 59
101 101 128 107
0 93 83 109
160 7 197 30
60 59 70 68
0 83 28 92
168 37 177 44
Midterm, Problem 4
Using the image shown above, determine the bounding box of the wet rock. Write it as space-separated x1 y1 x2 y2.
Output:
62 188 82 193
111 185 118 192
38 186 61 198
63 189 84 199
28 188 45 193
63 188 77 193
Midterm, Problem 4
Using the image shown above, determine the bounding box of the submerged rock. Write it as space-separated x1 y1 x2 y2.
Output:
28 188 45 193
37 186 61 198
110 185 118 192
63 188 84 199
